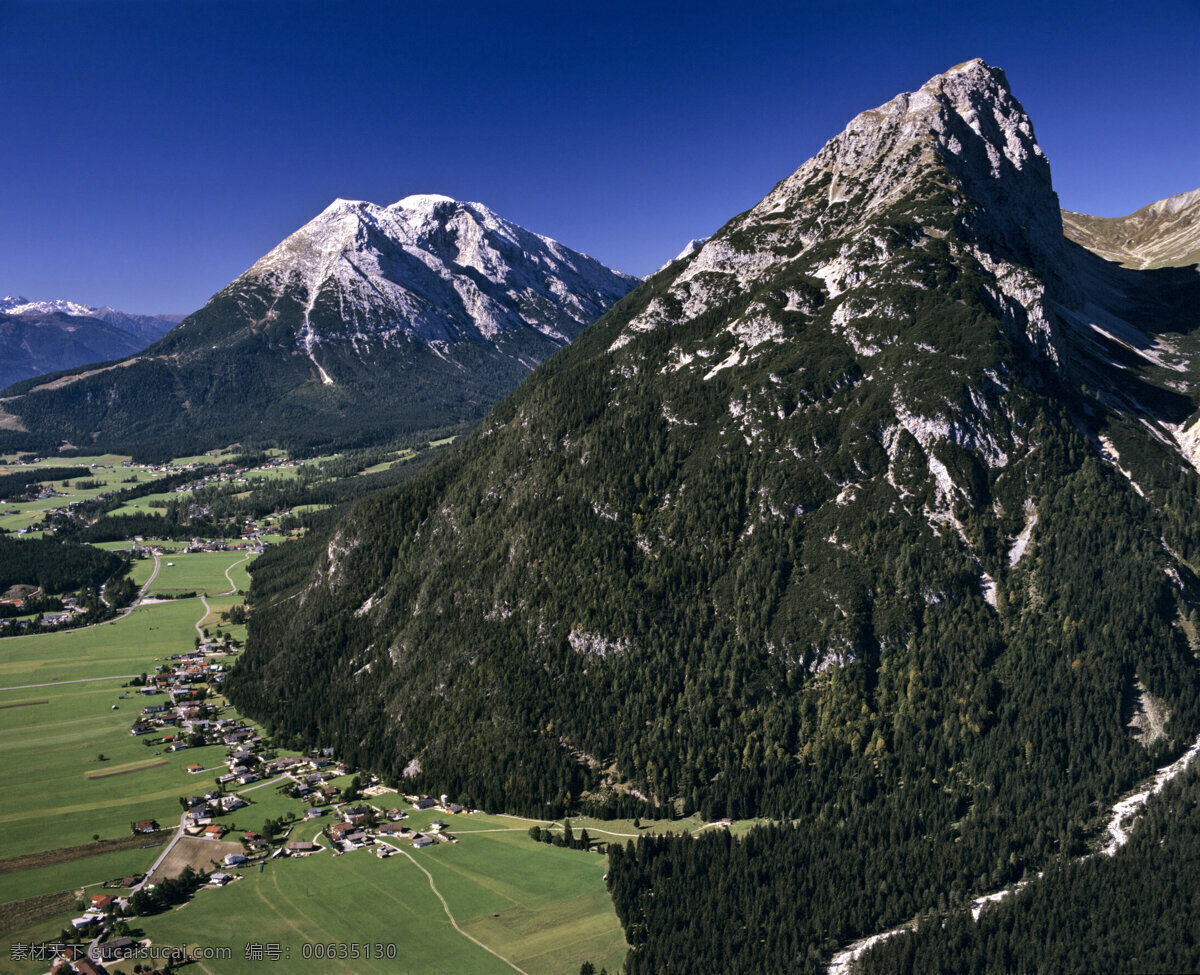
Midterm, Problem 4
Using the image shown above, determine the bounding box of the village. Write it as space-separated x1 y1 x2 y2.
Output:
25 626 484 974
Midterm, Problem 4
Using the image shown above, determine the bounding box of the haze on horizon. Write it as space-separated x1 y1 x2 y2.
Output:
1 0 1196 316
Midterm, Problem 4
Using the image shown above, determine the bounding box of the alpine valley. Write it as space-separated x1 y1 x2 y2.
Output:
0 197 636 459
226 60 1200 972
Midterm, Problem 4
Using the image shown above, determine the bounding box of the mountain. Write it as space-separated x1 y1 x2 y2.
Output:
0 311 148 390
228 60 1200 970
0 296 182 344
0 299 182 390
0 198 636 459
1063 188 1200 268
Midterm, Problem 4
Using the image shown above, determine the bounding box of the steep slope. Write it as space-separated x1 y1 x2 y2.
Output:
0 311 154 389
0 199 635 459
1063 187 1200 269
229 61 1200 967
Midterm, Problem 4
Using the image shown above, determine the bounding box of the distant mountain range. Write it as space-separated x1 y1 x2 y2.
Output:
227 60 1200 971
0 298 182 390
0 198 636 458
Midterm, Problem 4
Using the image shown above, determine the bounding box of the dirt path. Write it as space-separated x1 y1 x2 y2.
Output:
195 595 210 638
395 848 529 975
826 728 1200 973
223 552 251 594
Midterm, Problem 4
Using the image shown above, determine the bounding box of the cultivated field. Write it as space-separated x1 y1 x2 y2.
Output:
147 837 245 885
147 551 253 598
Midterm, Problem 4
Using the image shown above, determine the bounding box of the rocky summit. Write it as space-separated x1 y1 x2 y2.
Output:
229 60 1200 970
0 197 635 459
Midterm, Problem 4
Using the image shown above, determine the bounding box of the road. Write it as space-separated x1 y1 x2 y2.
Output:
135 810 189 891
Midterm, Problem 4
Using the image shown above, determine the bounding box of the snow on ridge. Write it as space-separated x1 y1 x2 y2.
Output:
394 193 457 208
1 295 99 317
236 194 633 357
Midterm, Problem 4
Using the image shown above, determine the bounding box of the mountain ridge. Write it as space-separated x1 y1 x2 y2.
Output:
1063 187 1200 269
0 299 182 390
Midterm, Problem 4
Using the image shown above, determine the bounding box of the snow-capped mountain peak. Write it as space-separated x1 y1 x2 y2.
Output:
238 194 635 358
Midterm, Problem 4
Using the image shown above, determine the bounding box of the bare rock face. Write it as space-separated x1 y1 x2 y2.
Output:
610 59 1069 364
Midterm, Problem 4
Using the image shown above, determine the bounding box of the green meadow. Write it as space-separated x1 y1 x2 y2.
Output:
126 817 626 975
147 551 252 597
0 455 141 532
0 847 162 905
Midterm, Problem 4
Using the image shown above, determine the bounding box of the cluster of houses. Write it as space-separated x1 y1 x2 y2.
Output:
125 652 233 740
320 796 467 856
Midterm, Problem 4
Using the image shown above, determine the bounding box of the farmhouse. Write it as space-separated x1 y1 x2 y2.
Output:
134 820 158 833
286 841 318 854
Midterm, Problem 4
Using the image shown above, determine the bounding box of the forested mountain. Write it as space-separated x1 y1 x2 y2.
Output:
228 60 1200 970
0 199 635 459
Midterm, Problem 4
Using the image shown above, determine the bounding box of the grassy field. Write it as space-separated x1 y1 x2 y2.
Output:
0 455 141 532
0 846 161 905
0 555 262 862
124 817 626 975
146 551 252 597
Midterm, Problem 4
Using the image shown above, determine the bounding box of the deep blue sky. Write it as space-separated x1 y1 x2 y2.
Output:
2 0 1197 314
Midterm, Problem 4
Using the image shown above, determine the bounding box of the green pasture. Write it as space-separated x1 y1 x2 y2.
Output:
0 599 204 685
146 552 252 597
0 456 169 532
108 491 177 514
0 676 219 858
128 818 625 975
0 846 162 905
169 451 239 466
0 589 258 862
